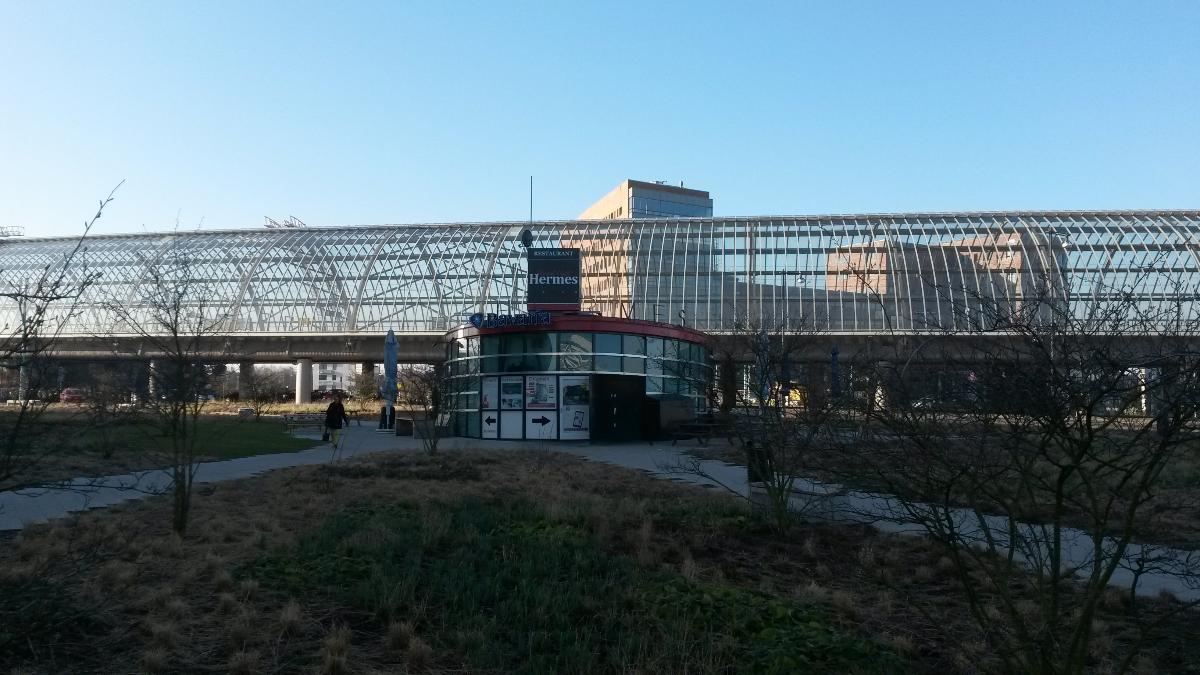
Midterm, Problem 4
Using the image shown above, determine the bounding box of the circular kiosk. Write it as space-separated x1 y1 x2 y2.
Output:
444 312 711 442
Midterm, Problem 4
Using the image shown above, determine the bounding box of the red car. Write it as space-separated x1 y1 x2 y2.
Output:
58 387 86 403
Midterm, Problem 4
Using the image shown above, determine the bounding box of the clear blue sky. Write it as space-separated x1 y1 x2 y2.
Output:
2 1 1197 239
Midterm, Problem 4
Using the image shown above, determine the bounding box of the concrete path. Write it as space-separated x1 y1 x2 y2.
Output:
549 441 1200 602
0 426 411 531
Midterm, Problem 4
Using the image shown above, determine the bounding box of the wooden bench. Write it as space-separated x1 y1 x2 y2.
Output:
670 418 734 446
282 413 326 432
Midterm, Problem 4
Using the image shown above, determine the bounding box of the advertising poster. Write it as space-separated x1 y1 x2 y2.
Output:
500 376 524 410
481 408 499 439
481 377 498 411
500 410 524 439
525 410 558 440
559 375 590 440
525 374 557 409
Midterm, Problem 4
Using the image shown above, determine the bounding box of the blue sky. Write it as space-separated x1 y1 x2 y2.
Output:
2 1 1197 238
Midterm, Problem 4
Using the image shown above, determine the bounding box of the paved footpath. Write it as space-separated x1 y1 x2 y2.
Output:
0 426 413 531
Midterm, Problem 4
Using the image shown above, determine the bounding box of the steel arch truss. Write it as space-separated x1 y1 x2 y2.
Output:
2 211 1198 339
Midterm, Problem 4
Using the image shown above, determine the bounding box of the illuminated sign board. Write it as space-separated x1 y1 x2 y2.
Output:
527 248 581 311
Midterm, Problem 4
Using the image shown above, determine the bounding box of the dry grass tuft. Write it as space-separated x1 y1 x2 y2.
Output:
680 553 700 582
146 619 179 648
406 636 434 671
213 569 234 592
227 650 259 675
384 620 413 653
857 541 877 570
217 592 239 613
801 534 819 558
884 632 916 655
912 565 935 583
794 580 830 604
634 517 658 566
1101 586 1130 612
201 551 224 575
148 534 184 559
828 589 857 615
321 624 352 675
139 647 169 673
228 609 256 648
98 560 138 588
279 600 304 634
164 597 188 620
238 578 259 600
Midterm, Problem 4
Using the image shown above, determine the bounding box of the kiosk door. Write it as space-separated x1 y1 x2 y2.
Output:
592 375 644 442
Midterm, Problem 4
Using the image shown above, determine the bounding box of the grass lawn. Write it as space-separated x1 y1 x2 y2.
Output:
1 412 320 489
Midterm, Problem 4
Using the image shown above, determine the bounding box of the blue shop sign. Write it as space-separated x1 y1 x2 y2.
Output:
469 311 552 329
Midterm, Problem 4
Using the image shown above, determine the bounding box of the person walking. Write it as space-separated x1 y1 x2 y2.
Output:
324 392 350 449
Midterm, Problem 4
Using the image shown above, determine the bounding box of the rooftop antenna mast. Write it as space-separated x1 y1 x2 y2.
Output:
529 176 533 223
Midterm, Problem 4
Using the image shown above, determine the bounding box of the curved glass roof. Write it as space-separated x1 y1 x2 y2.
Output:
3 211 1199 337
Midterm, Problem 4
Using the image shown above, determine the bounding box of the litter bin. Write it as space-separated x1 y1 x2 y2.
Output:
746 440 773 485
394 417 414 436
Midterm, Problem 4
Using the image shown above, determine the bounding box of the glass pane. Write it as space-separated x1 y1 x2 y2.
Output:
595 333 621 354
623 335 646 355
499 334 526 372
482 336 499 355
466 336 479 357
647 337 663 356
623 356 645 374
526 332 556 370
559 332 592 371
596 355 621 372
647 376 663 393
646 337 663 375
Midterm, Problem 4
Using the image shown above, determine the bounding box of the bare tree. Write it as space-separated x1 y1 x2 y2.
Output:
398 365 444 455
350 366 380 415
837 273 1200 674
242 365 291 421
100 234 227 535
81 362 145 459
668 320 839 533
0 186 116 490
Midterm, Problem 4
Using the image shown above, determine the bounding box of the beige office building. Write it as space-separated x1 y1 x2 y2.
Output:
577 179 713 220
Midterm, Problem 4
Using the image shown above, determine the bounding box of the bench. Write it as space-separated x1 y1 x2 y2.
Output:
670 418 734 446
283 412 361 433
283 413 326 432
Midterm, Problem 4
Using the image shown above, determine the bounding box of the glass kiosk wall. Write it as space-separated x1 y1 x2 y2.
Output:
444 316 711 441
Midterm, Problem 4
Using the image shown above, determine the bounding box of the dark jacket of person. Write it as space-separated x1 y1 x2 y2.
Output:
325 400 349 429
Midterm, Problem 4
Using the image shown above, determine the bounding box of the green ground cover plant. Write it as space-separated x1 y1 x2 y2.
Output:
244 498 904 675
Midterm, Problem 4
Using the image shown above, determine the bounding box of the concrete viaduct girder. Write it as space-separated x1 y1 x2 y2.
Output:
45 334 446 365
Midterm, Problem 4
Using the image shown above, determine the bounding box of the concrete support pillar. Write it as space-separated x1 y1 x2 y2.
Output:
238 362 255 396
873 361 891 411
147 360 159 399
807 361 829 411
359 361 375 375
295 359 313 404
17 364 28 401
1138 367 1150 416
